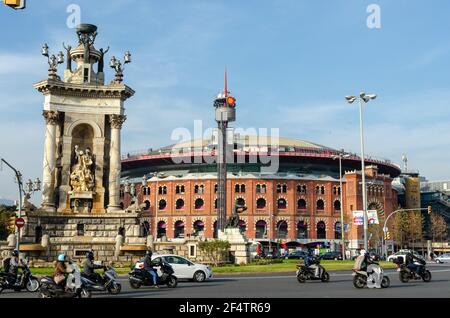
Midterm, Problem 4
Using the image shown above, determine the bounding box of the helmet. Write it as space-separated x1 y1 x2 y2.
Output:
145 249 153 257
86 251 94 260
57 253 66 262
11 250 19 257
360 249 366 256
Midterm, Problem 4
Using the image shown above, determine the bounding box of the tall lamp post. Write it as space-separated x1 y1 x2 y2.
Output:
345 92 377 251
332 152 351 259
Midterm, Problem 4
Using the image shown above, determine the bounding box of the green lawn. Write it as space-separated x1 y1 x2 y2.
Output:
16 260 396 277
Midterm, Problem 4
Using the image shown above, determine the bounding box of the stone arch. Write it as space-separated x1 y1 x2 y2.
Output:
66 119 102 138
368 198 384 217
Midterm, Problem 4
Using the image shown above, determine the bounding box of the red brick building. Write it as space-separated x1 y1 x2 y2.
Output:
120 136 400 254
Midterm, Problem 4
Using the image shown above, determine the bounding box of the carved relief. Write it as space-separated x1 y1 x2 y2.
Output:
42 110 60 125
69 145 95 192
109 114 127 129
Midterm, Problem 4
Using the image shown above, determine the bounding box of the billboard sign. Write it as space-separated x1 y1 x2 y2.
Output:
352 211 364 225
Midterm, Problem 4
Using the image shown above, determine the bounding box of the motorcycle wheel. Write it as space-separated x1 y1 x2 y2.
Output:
26 278 40 292
296 273 306 283
422 270 432 282
107 282 122 294
129 280 141 289
399 271 410 283
79 288 92 298
381 276 390 288
353 275 366 289
0 284 4 294
166 276 178 288
321 272 330 283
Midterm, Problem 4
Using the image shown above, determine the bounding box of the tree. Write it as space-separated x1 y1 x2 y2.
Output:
198 240 231 266
431 214 448 243
0 205 16 240
392 211 410 249
408 211 424 248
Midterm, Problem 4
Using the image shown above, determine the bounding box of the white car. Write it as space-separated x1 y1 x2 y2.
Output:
435 253 450 264
387 250 423 262
136 254 213 282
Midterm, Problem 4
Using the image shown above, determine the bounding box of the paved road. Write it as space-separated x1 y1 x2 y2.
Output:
1 264 449 298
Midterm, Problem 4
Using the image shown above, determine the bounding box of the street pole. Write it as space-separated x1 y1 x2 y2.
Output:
358 98 369 252
154 174 159 240
338 155 346 259
1 158 23 251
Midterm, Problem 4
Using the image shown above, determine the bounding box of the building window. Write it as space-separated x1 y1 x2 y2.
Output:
159 199 167 210
174 221 185 238
297 221 308 239
214 198 218 209
334 222 341 239
176 198 184 210
277 198 287 209
83 67 89 82
316 186 325 195
334 200 341 211
276 220 288 238
236 197 246 207
35 226 43 243
317 221 326 239
255 220 267 239
213 221 218 238
316 199 324 211
261 185 266 193
194 185 205 194
181 185 185 193
193 220 205 236
297 199 307 210
142 187 150 195
142 221 150 237
256 184 261 193
296 185 307 194
157 221 166 238
240 184 246 193
256 198 266 209
214 184 218 193
195 198 204 209
144 200 150 210
235 184 240 193
77 224 84 236
238 220 246 234
158 186 167 195
118 227 125 237
175 185 180 194
277 184 287 193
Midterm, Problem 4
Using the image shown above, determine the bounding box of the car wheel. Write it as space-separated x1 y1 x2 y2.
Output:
193 270 206 283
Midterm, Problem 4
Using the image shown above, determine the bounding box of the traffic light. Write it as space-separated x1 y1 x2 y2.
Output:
3 0 25 9
384 231 391 240
428 206 432 215
226 96 236 107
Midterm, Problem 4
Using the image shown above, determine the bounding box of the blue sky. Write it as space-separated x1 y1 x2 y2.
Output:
1 0 450 202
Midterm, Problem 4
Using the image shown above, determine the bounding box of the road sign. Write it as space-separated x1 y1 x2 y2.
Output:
15 217 25 228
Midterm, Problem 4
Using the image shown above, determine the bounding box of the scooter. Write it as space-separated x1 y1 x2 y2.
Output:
81 265 121 294
352 263 390 289
129 260 177 289
296 256 330 283
38 260 91 298
395 257 431 283
0 263 40 293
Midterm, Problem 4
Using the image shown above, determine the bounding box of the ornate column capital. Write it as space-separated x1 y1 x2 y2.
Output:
42 110 61 125
109 114 127 129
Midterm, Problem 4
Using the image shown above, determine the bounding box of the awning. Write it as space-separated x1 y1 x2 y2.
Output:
175 221 185 228
158 222 166 229
194 220 204 227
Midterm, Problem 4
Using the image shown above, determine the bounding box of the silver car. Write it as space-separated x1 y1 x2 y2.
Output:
435 253 450 264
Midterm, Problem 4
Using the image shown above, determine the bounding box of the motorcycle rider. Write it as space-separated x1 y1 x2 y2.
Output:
54 253 69 288
83 251 104 283
353 249 381 288
304 250 321 277
8 250 26 286
143 249 158 288
405 251 423 275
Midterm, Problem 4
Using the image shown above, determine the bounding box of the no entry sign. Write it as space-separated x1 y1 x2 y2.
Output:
15 217 25 228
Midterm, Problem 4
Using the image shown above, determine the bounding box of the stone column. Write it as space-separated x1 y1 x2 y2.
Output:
42 110 60 211
107 114 126 212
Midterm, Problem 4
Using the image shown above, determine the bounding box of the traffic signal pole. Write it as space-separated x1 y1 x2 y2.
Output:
381 207 431 259
1 158 23 251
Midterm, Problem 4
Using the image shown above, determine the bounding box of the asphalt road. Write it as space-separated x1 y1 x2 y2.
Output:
1 264 450 298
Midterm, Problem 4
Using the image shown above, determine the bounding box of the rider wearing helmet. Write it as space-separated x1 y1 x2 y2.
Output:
6 250 25 286
304 249 322 277
83 250 104 283
405 251 423 275
143 249 158 288
54 253 68 287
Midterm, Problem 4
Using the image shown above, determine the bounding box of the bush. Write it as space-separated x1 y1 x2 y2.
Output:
198 240 231 266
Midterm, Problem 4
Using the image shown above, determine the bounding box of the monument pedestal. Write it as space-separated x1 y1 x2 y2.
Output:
218 228 251 265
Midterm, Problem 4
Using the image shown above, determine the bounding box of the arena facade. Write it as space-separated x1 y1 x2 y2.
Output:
120 134 401 254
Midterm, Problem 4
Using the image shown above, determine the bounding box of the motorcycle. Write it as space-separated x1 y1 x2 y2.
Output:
129 260 178 289
296 256 330 283
352 262 390 289
38 260 91 298
81 265 121 294
395 257 431 283
0 264 40 293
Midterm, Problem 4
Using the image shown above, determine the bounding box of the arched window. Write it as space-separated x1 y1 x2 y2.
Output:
163 186 167 194
255 220 267 239
333 187 337 195
199 185 205 194
214 198 218 209
235 184 240 193
195 198 204 209
174 221 185 238
278 198 287 209
297 185 302 193
256 198 266 209
194 185 199 194
334 222 341 239
317 221 326 239
337 187 341 195
261 184 266 193
193 220 205 236
214 184 218 193
297 199 307 210
213 221 218 238
316 199 324 211
276 220 288 238
240 184 246 193
144 200 150 211
316 186 320 194
277 184 282 193
302 185 307 194
180 185 185 194
297 221 308 239
334 200 341 211
159 199 167 210
282 185 287 193
176 198 184 210
321 186 325 195
256 184 261 193
157 221 166 238
238 220 246 234
236 197 246 207
158 186 163 195
175 185 180 194
35 226 43 243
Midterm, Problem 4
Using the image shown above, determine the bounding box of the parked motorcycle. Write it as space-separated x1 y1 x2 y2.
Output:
352 263 390 289
296 256 330 283
0 263 40 293
395 257 431 283
81 265 121 294
129 260 178 289
38 260 91 298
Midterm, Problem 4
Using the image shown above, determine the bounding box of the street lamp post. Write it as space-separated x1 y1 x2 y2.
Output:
332 152 351 260
345 92 377 251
